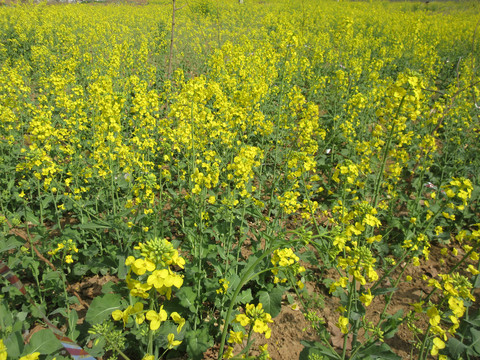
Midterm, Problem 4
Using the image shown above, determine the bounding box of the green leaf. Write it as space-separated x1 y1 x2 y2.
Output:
85 293 122 325
235 289 253 305
177 287 197 312
186 327 213 360
0 236 23 253
73 263 90 276
117 255 127 280
75 221 110 231
447 338 468 358
354 342 401 360
470 328 480 354
4 331 24 358
68 310 80 341
154 321 184 349
381 309 403 339
258 287 283 318
16 311 28 322
24 211 40 226
371 287 397 296
43 270 62 282
299 340 338 360
23 329 62 355
87 337 106 358
473 274 480 289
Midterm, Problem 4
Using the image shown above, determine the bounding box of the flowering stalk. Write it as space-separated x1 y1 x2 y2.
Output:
217 242 300 359
371 95 405 209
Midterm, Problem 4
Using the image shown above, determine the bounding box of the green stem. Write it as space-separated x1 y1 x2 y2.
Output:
36 178 43 225
372 95 406 209
341 277 356 360
417 324 432 360
217 243 288 359
378 265 407 325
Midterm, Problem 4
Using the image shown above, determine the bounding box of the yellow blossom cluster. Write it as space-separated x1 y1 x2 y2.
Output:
124 238 185 300
271 248 305 286
223 303 273 359
413 272 476 357
47 239 79 264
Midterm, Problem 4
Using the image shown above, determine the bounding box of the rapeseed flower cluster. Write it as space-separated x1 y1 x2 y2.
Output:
235 303 273 338
124 238 185 300
271 248 305 287
223 303 273 359
112 238 185 349
412 272 476 357
48 239 79 264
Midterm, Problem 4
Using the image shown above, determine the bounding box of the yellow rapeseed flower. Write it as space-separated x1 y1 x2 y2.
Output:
19 353 41 360
146 307 168 331
167 333 182 349
0 339 7 360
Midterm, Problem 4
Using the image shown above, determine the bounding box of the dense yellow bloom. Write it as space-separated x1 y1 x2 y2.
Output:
19 353 41 360
223 346 234 359
234 303 273 339
112 302 145 327
430 337 445 356
0 339 6 360
228 330 244 344
1 4 479 360
125 256 156 276
427 306 441 327
359 289 374 307
147 269 183 290
337 316 349 334
216 278 229 294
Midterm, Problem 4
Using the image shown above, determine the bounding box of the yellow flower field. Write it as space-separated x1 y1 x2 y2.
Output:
0 0 479 359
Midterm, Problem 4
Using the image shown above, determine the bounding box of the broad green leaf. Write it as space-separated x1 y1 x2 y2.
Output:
68 310 80 341
87 337 106 358
24 211 40 226
0 236 23 253
299 341 338 360
473 274 480 289
447 337 468 358
155 321 183 349
186 328 212 360
85 293 122 325
177 286 197 312
75 221 110 230
371 287 397 296
117 255 127 280
470 328 480 354
43 270 62 282
235 289 253 305
258 287 283 318
355 342 401 360
4 331 24 358
73 263 90 276
22 329 62 355
381 309 403 339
